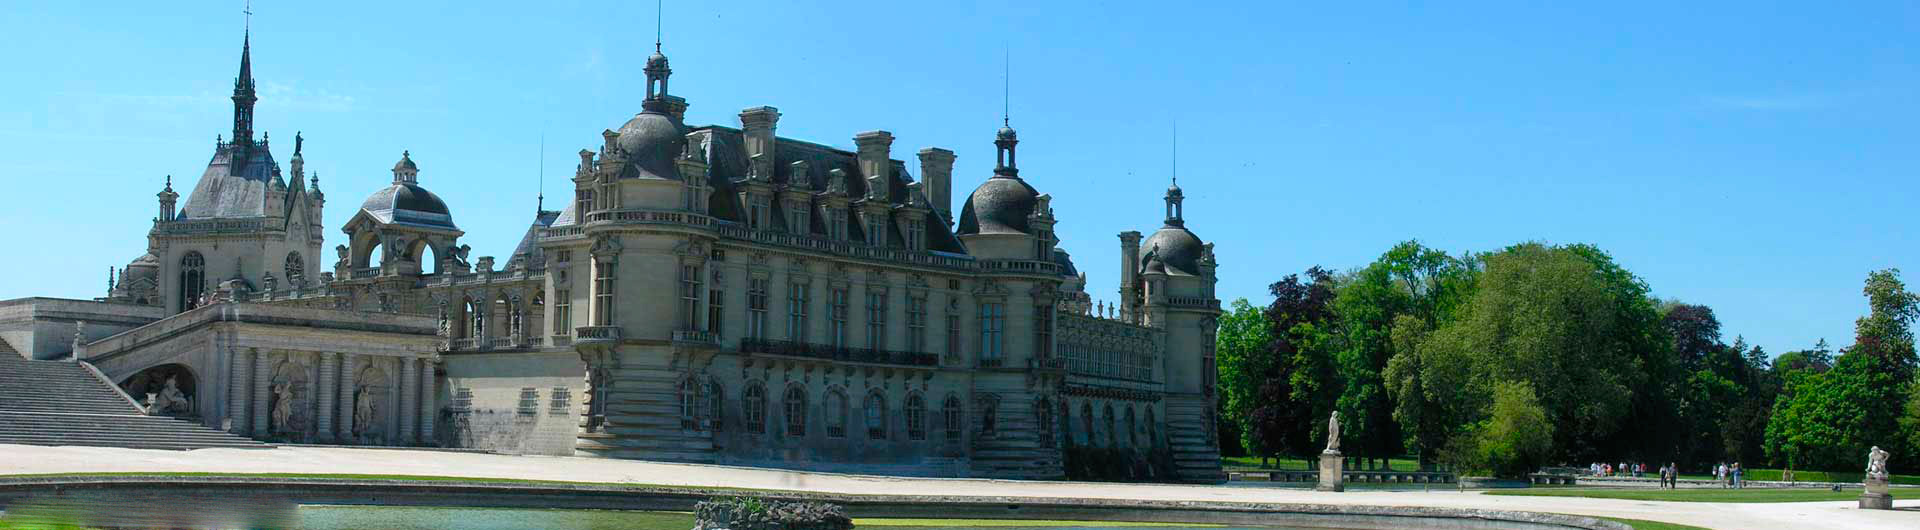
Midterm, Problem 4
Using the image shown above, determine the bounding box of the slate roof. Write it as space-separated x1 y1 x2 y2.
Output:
181 142 278 219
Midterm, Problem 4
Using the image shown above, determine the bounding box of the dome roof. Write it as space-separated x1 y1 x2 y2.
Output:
615 110 685 180
359 183 456 230
1139 225 1206 276
956 176 1039 235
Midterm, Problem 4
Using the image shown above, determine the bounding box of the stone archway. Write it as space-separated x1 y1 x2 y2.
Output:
120 363 197 418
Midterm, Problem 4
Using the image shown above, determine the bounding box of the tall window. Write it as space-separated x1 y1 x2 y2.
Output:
680 264 701 330
284 252 305 286
1103 405 1116 448
679 378 699 430
744 383 766 434
866 218 886 247
864 391 887 440
593 260 615 326
945 312 961 364
907 297 928 353
981 399 998 437
748 197 769 229
828 209 847 240
554 290 571 334
830 287 849 347
1124 407 1137 448
575 189 593 216
179 251 206 310
708 286 724 337
943 395 963 442
1036 397 1055 447
788 201 810 236
978 303 1005 364
1145 408 1157 447
1080 402 1094 447
1033 305 1053 359
865 290 887 349
747 278 769 339
784 384 807 437
706 381 725 432
787 282 810 342
826 389 848 438
905 220 924 251
906 393 927 441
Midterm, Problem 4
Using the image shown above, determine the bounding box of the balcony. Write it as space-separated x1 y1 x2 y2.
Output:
574 326 622 345
738 338 939 367
672 329 718 348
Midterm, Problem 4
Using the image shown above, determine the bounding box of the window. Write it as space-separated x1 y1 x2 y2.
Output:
865 290 887 349
518 387 540 417
748 196 768 229
981 399 998 437
943 395 963 442
708 287 724 337
784 385 807 437
788 202 809 235
978 303 1005 364
867 218 887 247
1103 404 1116 448
680 265 702 330
550 387 571 414
554 290 571 334
906 393 927 440
1145 408 1157 447
826 389 848 438
679 378 700 430
1036 397 1055 446
556 250 572 263
452 387 474 413
905 220 924 251
593 261 615 326
744 383 767 434
907 297 927 353
1124 407 1137 448
467 298 486 339
747 278 769 339
828 209 847 240
284 252 305 286
1033 305 1053 359
787 282 810 342
706 381 724 431
1080 402 1094 447
830 287 849 347
575 189 593 216
864 391 887 440
179 251 206 310
945 312 961 364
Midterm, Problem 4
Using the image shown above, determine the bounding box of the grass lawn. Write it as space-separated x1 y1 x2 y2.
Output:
1487 486 1920 503
1597 517 1710 530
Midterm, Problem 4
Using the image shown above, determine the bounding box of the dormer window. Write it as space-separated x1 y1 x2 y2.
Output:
866 218 886 247
906 220 925 251
788 201 810 236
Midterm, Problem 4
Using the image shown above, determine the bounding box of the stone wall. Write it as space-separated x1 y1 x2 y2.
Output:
0 298 166 359
438 351 585 456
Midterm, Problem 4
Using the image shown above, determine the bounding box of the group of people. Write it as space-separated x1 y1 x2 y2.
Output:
1589 462 1698 489
1587 461 1649 478
1713 462 1746 489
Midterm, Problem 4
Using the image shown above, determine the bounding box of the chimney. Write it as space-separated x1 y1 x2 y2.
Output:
1118 231 1143 319
853 130 894 201
663 95 690 123
917 147 955 222
740 106 781 178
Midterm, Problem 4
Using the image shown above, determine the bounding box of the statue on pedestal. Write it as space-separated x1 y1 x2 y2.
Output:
1317 411 1345 492
1326 411 1342 453
1867 446 1891 481
1861 445 1894 509
145 376 192 416
353 385 376 443
270 381 295 434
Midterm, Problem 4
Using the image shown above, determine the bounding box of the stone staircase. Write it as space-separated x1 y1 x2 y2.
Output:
0 340 267 450
575 356 716 463
1164 397 1226 483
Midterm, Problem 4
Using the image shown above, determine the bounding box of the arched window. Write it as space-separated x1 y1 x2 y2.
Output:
1103 404 1116 448
179 251 206 310
864 391 887 440
744 383 767 434
467 298 486 339
284 252 305 286
706 381 724 432
784 384 807 437
942 394 963 442
1080 402 1094 447
826 388 848 438
980 398 997 437
1145 407 1158 447
1124 406 1137 448
1034 397 1055 447
905 393 927 441
678 377 699 430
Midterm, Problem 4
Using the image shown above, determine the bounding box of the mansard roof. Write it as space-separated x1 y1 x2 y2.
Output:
181 142 279 219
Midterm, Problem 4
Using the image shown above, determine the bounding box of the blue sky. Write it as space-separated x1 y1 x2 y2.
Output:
1 1 1913 356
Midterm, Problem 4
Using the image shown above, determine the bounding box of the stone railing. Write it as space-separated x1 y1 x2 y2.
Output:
976 259 1064 276
448 337 479 351
584 208 714 228
155 217 266 235
349 267 383 279
672 329 717 347
1029 357 1067 371
574 326 622 344
549 335 573 348
738 338 938 367
1165 296 1220 310
543 225 585 239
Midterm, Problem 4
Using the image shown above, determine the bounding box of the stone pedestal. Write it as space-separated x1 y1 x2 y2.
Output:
1860 478 1893 510
1316 451 1345 492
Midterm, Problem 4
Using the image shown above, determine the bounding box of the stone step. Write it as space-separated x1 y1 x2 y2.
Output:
0 412 267 450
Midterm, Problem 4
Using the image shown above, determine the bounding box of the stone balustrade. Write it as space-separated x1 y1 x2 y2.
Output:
574 326 622 345
1228 469 1458 484
738 338 938 367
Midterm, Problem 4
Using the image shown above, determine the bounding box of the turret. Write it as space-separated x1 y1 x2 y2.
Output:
157 176 178 222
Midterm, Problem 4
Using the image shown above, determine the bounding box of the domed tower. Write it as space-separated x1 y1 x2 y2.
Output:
1124 177 1224 483
339 151 464 277
956 123 1056 260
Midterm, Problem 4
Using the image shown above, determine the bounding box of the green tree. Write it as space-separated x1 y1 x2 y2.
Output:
1442 380 1555 478
1766 269 1919 471
1214 299 1274 458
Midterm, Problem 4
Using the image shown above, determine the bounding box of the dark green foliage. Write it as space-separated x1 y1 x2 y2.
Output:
692 497 852 530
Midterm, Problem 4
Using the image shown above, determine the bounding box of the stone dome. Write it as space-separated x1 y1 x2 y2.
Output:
957 176 1039 235
615 110 685 181
1139 225 1205 276
359 183 456 229
125 253 160 282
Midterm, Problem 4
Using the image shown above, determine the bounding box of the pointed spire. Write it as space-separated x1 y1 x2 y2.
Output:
230 18 258 145
993 47 1019 178
643 0 673 110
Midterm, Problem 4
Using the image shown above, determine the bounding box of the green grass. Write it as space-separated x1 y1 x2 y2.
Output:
1221 455 1425 471
1486 486 1920 503
1597 516 1711 530
858 519 1226 527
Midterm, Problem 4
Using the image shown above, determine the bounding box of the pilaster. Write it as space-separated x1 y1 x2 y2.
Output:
250 348 270 436
337 353 358 441
227 347 250 435
398 357 418 445
315 352 337 442
417 357 436 444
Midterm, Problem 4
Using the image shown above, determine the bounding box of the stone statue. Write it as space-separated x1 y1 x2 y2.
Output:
1326 411 1342 453
1867 446 1890 481
451 244 473 269
353 385 375 440
335 244 350 266
146 376 191 416
270 381 294 433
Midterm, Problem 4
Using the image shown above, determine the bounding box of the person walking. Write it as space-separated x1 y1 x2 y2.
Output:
1732 462 1743 489
1668 462 1679 489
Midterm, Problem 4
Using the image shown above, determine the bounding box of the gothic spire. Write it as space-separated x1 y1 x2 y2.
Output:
231 29 258 144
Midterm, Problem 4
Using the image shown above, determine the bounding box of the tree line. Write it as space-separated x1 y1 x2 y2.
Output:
1215 240 1920 477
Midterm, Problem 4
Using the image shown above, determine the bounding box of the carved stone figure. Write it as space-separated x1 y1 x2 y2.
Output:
270 381 295 434
335 244 350 266
1325 411 1342 453
1867 446 1890 481
146 376 191 416
353 385 375 441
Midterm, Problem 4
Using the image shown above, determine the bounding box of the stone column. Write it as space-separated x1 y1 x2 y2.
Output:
416 358 436 444
227 347 251 435
337 353 358 442
398 357 418 445
315 352 337 442
250 349 271 436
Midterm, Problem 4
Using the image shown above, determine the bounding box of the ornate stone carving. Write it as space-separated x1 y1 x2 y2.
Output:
1868 446 1891 481
1325 411 1342 453
144 376 192 417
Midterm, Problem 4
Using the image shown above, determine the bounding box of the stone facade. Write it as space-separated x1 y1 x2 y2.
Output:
8 30 1224 482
